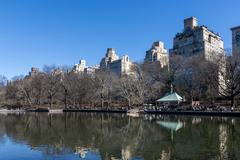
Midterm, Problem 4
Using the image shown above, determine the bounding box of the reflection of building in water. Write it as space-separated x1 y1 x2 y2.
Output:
157 120 183 140
157 121 183 131
160 150 171 160
121 146 132 160
191 117 202 124
75 146 88 158
219 125 228 160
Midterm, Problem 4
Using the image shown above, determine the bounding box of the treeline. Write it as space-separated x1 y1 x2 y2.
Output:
1 54 240 109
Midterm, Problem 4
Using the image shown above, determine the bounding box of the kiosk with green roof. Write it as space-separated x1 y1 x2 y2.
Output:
156 85 183 106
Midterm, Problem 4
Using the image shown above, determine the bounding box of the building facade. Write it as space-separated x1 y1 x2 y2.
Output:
145 41 169 68
100 48 119 69
72 60 87 73
84 65 100 74
28 67 40 77
72 59 99 74
170 17 226 94
231 26 240 58
100 48 134 76
170 17 224 61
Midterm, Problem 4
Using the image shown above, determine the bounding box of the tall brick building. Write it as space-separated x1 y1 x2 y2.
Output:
170 17 224 61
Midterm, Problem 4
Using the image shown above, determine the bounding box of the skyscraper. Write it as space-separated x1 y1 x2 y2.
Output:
170 17 226 94
170 17 224 61
231 26 240 58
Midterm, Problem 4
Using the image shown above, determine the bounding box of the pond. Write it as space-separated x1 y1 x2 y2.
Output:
0 112 239 160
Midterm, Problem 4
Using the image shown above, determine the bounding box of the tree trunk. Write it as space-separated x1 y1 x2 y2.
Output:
231 97 234 108
49 95 53 108
128 99 131 108
64 89 68 109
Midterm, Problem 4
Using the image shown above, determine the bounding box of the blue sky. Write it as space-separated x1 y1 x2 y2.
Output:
0 0 239 79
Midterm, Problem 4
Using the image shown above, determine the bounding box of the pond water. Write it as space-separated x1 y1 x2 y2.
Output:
0 112 239 160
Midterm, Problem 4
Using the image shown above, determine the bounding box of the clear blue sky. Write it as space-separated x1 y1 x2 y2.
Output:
0 0 239 79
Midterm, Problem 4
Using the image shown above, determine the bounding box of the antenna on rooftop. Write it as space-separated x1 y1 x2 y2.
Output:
170 84 173 94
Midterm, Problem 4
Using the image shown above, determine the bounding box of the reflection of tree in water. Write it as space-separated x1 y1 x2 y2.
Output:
0 113 240 159
0 115 6 144
219 124 228 160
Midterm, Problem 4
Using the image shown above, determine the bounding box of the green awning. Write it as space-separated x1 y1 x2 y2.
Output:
156 92 183 102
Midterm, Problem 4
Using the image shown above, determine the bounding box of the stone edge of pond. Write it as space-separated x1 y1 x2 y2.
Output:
3 109 240 117
144 111 240 117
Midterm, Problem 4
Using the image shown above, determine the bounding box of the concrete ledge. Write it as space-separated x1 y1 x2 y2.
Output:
27 108 49 112
49 109 63 114
144 111 240 117
25 108 240 117
63 109 127 113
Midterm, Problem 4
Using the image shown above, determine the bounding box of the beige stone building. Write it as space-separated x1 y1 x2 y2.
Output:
84 65 99 74
72 59 99 74
28 67 40 77
52 68 63 76
170 17 224 61
170 17 226 94
145 41 169 68
231 26 240 58
72 60 87 73
100 48 134 76
100 48 119 69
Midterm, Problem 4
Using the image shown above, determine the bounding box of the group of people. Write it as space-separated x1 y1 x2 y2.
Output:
144 104 233 112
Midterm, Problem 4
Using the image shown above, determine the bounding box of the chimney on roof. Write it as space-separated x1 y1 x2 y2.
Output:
184 17 198 30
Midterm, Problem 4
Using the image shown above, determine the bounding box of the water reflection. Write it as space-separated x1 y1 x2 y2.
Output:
157 121 183 131
0 113 239 159
157 120 183 141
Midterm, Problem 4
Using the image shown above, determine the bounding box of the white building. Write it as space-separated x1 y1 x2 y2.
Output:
145 41 169 68
72 60 86 73
72 59 99 74
100 48 119 69
84 65 100 74
100 48 134 76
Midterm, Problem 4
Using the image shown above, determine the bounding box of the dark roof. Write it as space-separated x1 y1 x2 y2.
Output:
231 26 240 31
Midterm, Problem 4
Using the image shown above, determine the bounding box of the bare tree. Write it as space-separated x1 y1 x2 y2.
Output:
0 75 7 106
43 74 62 108
73 73 95 108
42 64 57 75
141 62 169 102
118 76 137 107
0 75 7 86
209 55 240 107
93 71 117 108
60 73 72 108
31 74 45 105
16 79 34 106
174 56 210 101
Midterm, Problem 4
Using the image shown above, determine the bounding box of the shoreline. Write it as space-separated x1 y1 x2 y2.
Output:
1 108 240 117
144 110 240 117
